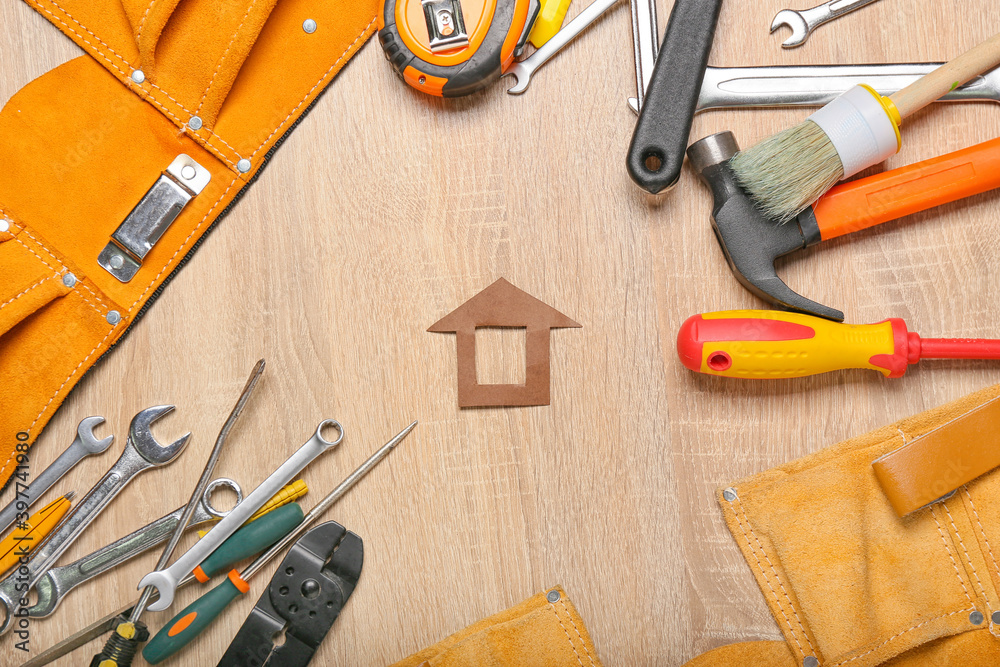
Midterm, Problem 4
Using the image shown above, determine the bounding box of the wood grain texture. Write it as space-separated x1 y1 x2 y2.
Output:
2 0 999 664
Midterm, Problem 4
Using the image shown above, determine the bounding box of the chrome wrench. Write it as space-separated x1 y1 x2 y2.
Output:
625 62 1000 115
138 420 343 611
771 0 882 48
628 0 658 111
697 62 1000 110
25 478 242 619
504 0 622 94
0 406 190 635
0 416 114 535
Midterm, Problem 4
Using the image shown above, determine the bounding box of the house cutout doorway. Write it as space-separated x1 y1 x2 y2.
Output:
429 278 581 407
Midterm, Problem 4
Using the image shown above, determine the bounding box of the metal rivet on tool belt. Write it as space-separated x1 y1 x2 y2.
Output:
109 254 125 270
62 273 77 288
971 611 985 625
131 70 146 84
722 488 738 502
546 590 560 603
237 159 252 173
106 310 122 325
993 611 1000 624
303 19 317 33
803 658 819 667
181 165 197 180
188 116 203 131
0 219 8 233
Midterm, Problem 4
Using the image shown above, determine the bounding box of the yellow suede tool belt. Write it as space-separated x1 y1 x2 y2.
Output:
687 384 1000 667
0 0 378 488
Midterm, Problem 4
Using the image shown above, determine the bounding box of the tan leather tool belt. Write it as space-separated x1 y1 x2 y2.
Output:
701 385 1000 667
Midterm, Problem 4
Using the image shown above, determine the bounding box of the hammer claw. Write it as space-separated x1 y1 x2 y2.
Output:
688 132 845 323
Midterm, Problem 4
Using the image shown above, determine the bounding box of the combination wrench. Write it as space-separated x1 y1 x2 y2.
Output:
504 0 622 94
771 0 882 49
0 417 114 535
138 420 343 611
25 478 242 619
697 63 1000 110
0 405 189 635
622 62 1000 114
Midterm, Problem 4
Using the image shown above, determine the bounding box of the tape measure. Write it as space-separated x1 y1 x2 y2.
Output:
378 0 539 97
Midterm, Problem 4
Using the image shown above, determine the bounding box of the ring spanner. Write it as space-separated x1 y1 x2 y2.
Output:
138 420 343 612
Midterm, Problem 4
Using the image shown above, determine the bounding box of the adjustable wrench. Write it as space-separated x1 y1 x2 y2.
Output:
771 0 881 49
0 416 114 535
0 406 189 635
25 478 242 619
138 420 343 612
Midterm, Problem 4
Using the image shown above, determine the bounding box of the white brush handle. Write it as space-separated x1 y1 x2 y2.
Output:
891 31 1000 118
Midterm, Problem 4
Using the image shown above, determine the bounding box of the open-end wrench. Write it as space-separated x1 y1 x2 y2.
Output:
0 417 114 535
771 0 881 49
138 420 343 612
504 0 622 94
0 406 190 635
624 62 1000 115
25 478 242 620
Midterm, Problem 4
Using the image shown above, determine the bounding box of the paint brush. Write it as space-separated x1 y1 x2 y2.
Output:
729 30 1000 223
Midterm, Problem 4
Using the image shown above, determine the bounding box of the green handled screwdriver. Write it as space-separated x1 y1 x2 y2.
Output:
143 421 416 665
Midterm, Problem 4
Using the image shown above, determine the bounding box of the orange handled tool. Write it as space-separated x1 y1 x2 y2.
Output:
677 310 1000 379
813 137 1000 240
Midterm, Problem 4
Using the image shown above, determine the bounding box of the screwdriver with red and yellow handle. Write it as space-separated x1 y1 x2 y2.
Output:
677 310 1000 379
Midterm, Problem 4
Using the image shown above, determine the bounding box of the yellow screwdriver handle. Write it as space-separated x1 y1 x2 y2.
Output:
677 310 908 379
196 479 307 538
0 495 73 575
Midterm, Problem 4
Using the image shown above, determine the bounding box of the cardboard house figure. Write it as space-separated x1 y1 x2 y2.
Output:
428 278 581 407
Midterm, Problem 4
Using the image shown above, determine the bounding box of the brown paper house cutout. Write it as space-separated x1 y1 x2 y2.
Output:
428 278 581 407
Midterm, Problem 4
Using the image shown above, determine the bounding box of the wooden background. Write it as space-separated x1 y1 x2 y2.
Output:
3 0 1000 664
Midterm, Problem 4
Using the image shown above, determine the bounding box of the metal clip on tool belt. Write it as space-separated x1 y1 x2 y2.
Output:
873 395 1000 516
217 521 363 667
98 155 211 282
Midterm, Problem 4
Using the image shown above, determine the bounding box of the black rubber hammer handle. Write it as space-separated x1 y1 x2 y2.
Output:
626 0 724 194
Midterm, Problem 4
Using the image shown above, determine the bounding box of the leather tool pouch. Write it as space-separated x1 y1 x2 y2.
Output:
0 0 378 487
714 385 1000 667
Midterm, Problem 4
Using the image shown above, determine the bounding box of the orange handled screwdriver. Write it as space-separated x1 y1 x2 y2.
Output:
812 137 1000 240
677 310 1000 379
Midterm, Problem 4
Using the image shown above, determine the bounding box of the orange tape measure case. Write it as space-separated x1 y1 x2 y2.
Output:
379 0 539 97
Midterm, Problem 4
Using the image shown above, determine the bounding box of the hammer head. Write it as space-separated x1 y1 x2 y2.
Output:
686 131 844 322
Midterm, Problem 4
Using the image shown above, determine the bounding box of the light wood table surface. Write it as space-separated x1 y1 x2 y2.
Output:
3 1 1000 664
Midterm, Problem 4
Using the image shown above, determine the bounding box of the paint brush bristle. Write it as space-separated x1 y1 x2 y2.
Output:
729 119 844 224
